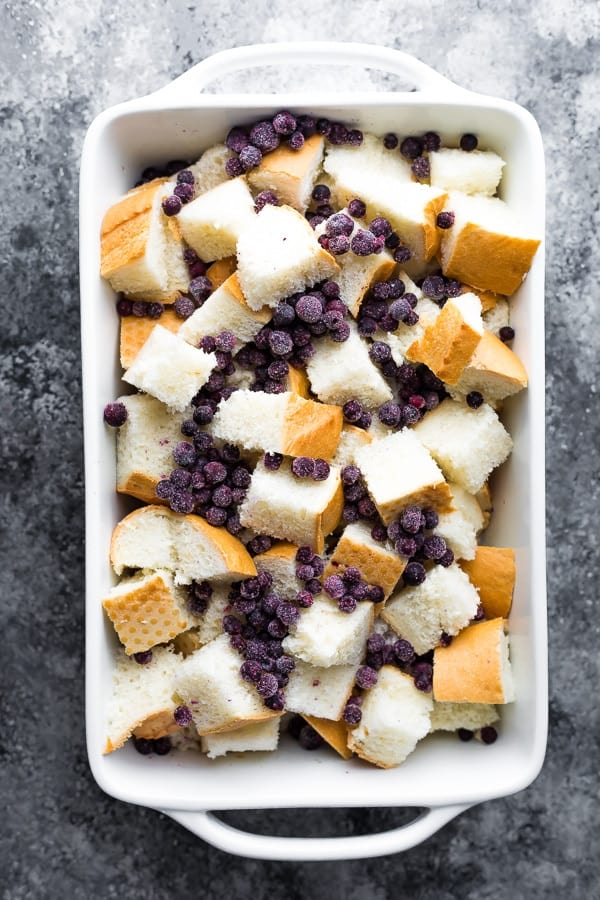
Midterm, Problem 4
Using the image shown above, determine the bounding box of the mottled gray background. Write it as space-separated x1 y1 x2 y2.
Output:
1 0 599 897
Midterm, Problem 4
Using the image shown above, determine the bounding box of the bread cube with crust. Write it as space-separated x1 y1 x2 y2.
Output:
200 717 281 758
253 542 303 601
324 521 405 600
382 563 480 655
429 701 499 733
354 429 453 525
406 292 484 385
179 273 272 347
188 143 234 195
248 134 325 211
285 660 359 719
283 597 373 667
176 177 256 260
174 634 280 734
172 586 238 656
435 483 485 561
240 459 343 553
123 325 217 412
429 148 505 196
433 618 515 704
236 204 339 311
301 716 353 759
452 329 528 404
330 425 373 470
439 191 541 295
460 547 516 619
120 307 181 369
412 398 513 494
347 667 433 768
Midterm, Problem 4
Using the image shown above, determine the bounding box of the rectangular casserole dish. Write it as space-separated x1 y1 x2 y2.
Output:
80 42 547 861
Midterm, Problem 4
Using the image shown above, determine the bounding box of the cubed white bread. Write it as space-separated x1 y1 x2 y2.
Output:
381 296 440 365
433 618 515 704
110 505 257 584
382 563 480 655
122 325 217 412
429 701 499 733
200 717 281 758
439 191 541 295
100 179 189 301
285 660 358 719
412 398 513 494
177 177 256 260
435 483 485 561
406 292 484 385
104 646 180 753
119 307 181 369
325 521 405 600
253 542 303 600
330 425 373 469
301 716 353 759
173 585 238 656
315 210 395 316
179 273 272 347
102 569 194 654
347 667 433 768
354 429 453 525
240 459 343 553
306 322 393 409
482 297 510 335
429 148 505 196
205 256 237 289
211 389 343 461
460 547 515 619
248 134 325 211
115 393 186 504
283 597 373 667
236 204 339 311
324 136 446 261
174 634 280 734
452 329 528 403
188 143 234 195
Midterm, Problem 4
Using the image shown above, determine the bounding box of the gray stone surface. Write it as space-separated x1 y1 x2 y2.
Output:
1 1 599 897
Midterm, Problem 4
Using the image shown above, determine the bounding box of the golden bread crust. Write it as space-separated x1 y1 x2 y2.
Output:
102 573 190 654
324 534 405 600
407 300 483 385
442 221 541 295
433 618 509 703
460 547 515 619
282 395 343 461
303 715 353 760
376 481 454 526
119 307 181 369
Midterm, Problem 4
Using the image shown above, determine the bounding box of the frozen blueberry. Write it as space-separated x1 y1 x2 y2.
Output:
423 534 447 560
193 404 215 426
240 660 263 683
458 728 474 742
423 131 441 152
393 638 415 664
156 479 173 500
173 296 196 319
338 594 357 614
400 136 423 159
263 452 283 471
133 650 153 665
295 589 314 609
173 441 197 467
393 245 412 264
385 232 401 250
400 506 424 534
203 461 228 484
499 326 515 343
215 330 236 353
366 585 384 603
436 210 455 229
312 183 331 202
323 574 345 599
421 275 446 301
342 700 362 725
250 121 279 152
352 229 380 255
413 661 433 692
291 456 315 478
422 508 439 530
296 294 323 323
316 118 332 136
257 672 280 698
348 198 366 218
254 190 279 212
174 705 193 726
103 402 128 427
312 459 330 482
342 400 363 424
173 182 194 203
161 195 182 216
369 341 391 364
272 302 296 327
330 321 350 342
268 330 294 356
239 145 262 171
395 536 417 558
189 275 213 303
370 523 388 543
355 665 378 690
276 601 300 627
170 491 195 514
298 724 324 750
134 737 153 755
403 561 427 586
411 156 430 179
383 132 398 149
466 391 484 409
326 213 354 237
272 110 297 135
225 156 244 178
170 468 192 489
481 726 498 744
460 133 478 151
376 401 401 429
116 296 133 316
226 126 250 153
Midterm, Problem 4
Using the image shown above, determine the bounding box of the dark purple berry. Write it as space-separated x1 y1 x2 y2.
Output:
328 234 351 256
330 321 350 342
312 459 330 482
343 701 362 725
395 536 417 557
263 452 283 471
323 574 345 599
204 461 228 484
394 638 415 664
250 121 279 152
189 276 213 304
423 131 441 152
460 133 478 151
239 145 262 171
355 665 378 690
369 216 392 238
481 726 498 744
403 561 427 586
291 456 315 478
173 441 196 467
343 400 363 424
173 296 195 319
161 195 182 216
411 156 430 179
268 330 294 356
174 705 193 726
351 229 379 256
312 183 331 202
383 132 398 149
499 326 515 343
272 110 297 135
400 136 423 159
338 594 357 614
170 491 195 514
400 506 424 534
226 127 250 153
348 198 366 218
369 341 391 364
133 650 153 665
240 660 263 683
326 213 354 237
422 275 446 301
466 391 484 409
298 724 324 750
436 211 455 229
371 523 388 542
458 728 474 742
265 690 285 711
103 402 128 427
257 672 279 698
413 661 433 692
423 535 447 560
225 157 244 178
116 296 133 316
296 294 323 323
393 245 412 264
173 182 194 203
385 232 401 250
254 190 279 212
134 737 153 755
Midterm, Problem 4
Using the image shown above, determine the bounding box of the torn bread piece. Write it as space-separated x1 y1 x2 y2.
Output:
302 715 353 759
324 521 405 600
347 667 433 768
429 148 505 197
248 134 325 211
406 292 484 385
283 597 374 667
174 634 281 734
176 176 256 261
200 717 281 759
452 329 528 404
120 306 181 369
435 483 485 561
122 325 216 412
188 143 234 195
460 547 516 619
330 425 373 470
179 273 272 347
285 660 358 720
433 618 515 704
236 204 339 310
110 505 257 584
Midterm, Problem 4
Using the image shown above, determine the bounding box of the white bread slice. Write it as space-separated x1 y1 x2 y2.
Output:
406 292 484 385
285 660 359 719
188 143 233 195
330 425 373 469
429 701 499 733
324 521 405 600
315 209 395 316
248 134 325 211
439 191 541 295
382 563 480 655
101 178 189 301
104 646 180 753
239 459 343 553
306 322 393 409
354 429 453 525
211 389 343 461
102 569 194 654
174 634 280 734
179 273 272 347
122 325 217 412
452 329 528 403
302 715 353 759
115 393 186 504
236 204 339 311
110 505 257 584
412 398 513 494
460 547 515 619
283 596 374 667
435 483 485 561
433 618 515 704
253 542 303 600
347 667 433 768
176 176 256 261
200 717 281 758
120 307 181 369
429 148 505 196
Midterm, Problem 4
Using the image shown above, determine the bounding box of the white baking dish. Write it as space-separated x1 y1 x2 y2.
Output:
80 42 547 861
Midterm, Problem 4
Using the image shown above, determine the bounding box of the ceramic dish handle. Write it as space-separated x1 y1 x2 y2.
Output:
160 804 471 861
152 42 468 99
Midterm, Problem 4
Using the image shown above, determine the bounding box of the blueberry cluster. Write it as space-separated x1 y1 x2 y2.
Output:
115 296 165 320
156 431 251 533
322 566 384 614
357 275 418 338
134 158 192 187
374 363 448 429
362 631 434 693
341 400 372 431
187 580 213 616
160 168 197 217
224 571 299 710
419 272 462 307
134 736 172 755
305 182 336 229
339 464 378 523
459 725 498 744
294 545 325 606
372 505 454 584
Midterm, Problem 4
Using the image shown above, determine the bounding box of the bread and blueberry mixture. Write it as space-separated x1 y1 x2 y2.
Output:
100 111 539 768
